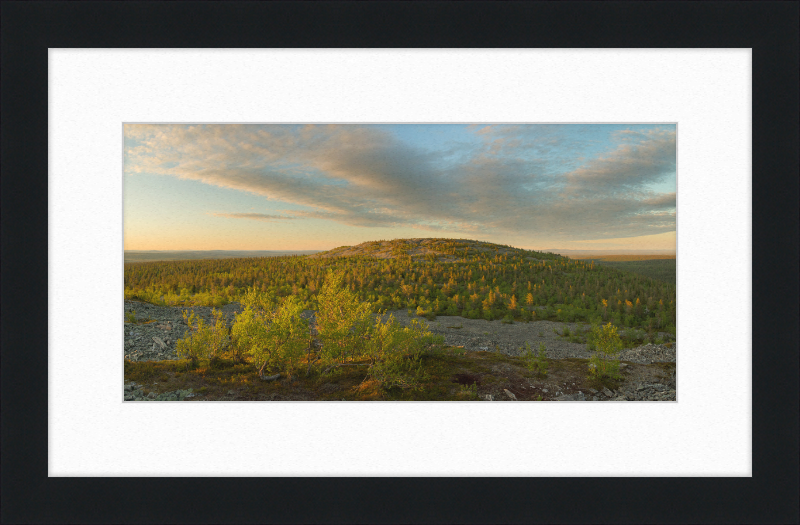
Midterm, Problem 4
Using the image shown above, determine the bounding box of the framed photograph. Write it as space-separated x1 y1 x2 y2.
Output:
2 2 797 523
121 122 677 403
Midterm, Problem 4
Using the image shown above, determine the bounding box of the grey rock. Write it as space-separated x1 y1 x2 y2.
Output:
485 394 494 401
503 389 517 401
260 373 281 382
555 392 585 401
602 387 613 397
587 388 598 394
124 395 134 401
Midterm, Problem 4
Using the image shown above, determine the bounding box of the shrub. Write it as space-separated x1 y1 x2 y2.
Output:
523 342 548 377
456 382 479 400
587 322 623 380
416 305 437 321
231 288 310 377
176 308 229 367
501 315 514 324
365 315 442 391
316 272 374 365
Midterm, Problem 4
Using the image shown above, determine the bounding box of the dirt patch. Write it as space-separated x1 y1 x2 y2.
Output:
452 373 482 386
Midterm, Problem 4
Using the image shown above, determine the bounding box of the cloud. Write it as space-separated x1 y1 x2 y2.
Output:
125 124 676 243
562 128 676 197
211 212 297 222
641 192 677 208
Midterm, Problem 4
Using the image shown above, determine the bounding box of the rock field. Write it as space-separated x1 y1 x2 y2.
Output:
124 300 676 401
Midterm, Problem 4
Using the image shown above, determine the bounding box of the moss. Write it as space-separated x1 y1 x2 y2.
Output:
653 361 676 373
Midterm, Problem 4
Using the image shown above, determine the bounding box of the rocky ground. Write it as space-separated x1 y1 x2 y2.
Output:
376 309 676 363
124 300 240 362
124 300 676 401
123 381 195 402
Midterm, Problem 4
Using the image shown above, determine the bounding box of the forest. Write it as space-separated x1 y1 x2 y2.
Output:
124 238 676 334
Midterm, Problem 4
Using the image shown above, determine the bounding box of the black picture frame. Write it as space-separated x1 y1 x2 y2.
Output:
2 2 798 523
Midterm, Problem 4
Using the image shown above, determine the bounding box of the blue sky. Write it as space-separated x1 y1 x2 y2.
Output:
124 124 676 251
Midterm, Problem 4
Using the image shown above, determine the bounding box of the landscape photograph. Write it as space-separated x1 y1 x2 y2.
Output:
123 123 677 402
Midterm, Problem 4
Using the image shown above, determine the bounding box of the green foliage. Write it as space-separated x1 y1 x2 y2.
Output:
501 315 514 324
231 288 309 377
316 272 374 365
415 305 436 321
523 342 549 377
591 322 624 356
176 308 229 366
585 258 676 284
125 238 676 333
457 382 479 400
365 316 441 391
587 322 623 380
315 275 444 391
125 310 136 323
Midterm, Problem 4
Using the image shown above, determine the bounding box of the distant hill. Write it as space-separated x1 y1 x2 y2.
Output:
124 236 676 335
124 250 321 263
544 249 675 259
308 238 556 262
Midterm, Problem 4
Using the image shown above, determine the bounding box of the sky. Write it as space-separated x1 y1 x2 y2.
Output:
124 124 676 252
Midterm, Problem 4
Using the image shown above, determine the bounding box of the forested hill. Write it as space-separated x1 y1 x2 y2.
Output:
307 238 555 262
124 238 676 332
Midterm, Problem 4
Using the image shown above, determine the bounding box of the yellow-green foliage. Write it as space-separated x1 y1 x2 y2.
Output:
176 308 229 365
125 238 676 333
232 288 309 377
315 272 374 365
365 315 442 391
588 322 623 379
523 342 549 377
314 271 443 389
